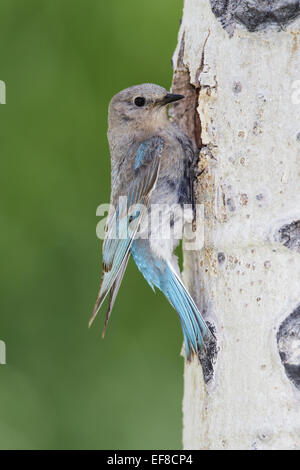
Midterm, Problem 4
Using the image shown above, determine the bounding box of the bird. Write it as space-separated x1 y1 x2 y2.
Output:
90 83 211 360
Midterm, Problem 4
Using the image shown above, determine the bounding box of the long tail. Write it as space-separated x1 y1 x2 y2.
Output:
131 240 210 360
164 263 210 359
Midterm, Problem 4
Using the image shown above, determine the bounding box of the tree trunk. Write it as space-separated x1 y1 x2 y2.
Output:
171 0 300 450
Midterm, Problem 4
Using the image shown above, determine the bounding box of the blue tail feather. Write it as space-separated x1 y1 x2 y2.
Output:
131 240 209 359
165 263 209 358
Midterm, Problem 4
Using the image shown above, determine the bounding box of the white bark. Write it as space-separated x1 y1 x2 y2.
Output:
172 0 300 450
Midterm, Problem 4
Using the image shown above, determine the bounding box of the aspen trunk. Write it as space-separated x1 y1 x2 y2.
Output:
171 0 300 450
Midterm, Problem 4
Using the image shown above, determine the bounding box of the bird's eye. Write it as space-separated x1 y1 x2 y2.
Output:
134 96 146 107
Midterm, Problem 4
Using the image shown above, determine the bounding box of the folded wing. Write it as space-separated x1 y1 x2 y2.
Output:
89 136 164 331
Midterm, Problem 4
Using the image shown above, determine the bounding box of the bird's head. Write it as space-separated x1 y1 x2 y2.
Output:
108 83 184 131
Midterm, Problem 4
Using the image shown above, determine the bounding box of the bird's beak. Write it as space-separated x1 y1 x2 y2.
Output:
160 93 184 105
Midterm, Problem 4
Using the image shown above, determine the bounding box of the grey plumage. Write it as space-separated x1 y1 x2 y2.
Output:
91 83 210 359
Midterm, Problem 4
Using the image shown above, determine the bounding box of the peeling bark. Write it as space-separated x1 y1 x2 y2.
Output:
172 0 300 450
171 33 202 150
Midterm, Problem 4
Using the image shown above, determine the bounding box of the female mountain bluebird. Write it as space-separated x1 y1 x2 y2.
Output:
90 83 210 359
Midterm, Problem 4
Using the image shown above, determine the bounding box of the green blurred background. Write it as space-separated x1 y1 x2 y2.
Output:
0 0 184 449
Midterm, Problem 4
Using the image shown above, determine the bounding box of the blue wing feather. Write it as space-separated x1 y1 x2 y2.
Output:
90 136 164 329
